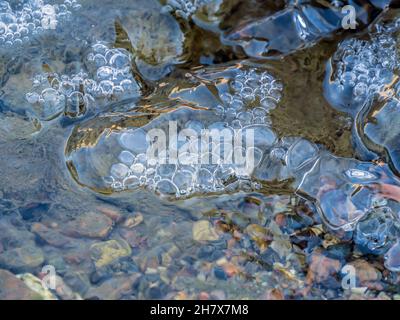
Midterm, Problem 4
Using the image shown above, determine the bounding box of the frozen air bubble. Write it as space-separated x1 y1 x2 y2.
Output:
130 163 145 175
123 176 140 189
25 41 141 119
155 179 179 196
118 150 136 166
110 163 130 180
173 170 194 192
119 129 149 154
345 169 377 182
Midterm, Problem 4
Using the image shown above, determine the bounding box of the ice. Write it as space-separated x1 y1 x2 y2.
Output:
355 206 399 254
325 19 400 174
253 137 319 182
223 1 389 58
119 129 149 155
385 240 400 272
118 150 135 166
24 42 141 120
324 25 399 114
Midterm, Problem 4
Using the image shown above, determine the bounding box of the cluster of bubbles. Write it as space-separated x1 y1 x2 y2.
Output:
0 0 80 49
104 117 278 198
218 68 283 127
102 68 284 197
324 22 400 113
25 42 141 120
105 117 267 197
162 0 212 20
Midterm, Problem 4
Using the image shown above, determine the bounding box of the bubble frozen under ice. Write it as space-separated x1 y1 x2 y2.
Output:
324 28 400 114
0 0 79 51
25 42 141 119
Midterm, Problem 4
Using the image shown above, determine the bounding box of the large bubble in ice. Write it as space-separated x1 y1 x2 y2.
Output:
253 136 320 183
354 85 400 176
222 0 389 58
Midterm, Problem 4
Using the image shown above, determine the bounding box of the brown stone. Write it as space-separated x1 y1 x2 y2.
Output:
90 239 132 268
122 212 144 228
349 259 382 287
198 292 210 300
60 211 113 239
0 269 42 300
31 223 71 248
84 274 140 300
97 205 123 223
306 250 341 284
0 245 44 272
263 288 285 300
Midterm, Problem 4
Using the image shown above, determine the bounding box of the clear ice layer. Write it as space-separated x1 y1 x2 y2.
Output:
66 66 284 198
325 18 400 174
319 16 400 255
297 153 400 232
324 26 400 114
222 1 389 58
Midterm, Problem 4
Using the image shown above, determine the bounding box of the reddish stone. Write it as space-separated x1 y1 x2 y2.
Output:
349 260 382 287
198 292 210 300
60 211 113 239
31 223 71 248
0 270 41 300
263 288 285 300
96 205 123 223
275 213 286 227
306 250 341 285
84 274 140 300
